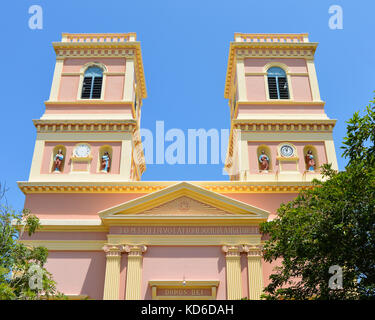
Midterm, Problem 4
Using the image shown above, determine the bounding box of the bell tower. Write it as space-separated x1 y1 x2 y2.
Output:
224 33 338 181
28 33 146 182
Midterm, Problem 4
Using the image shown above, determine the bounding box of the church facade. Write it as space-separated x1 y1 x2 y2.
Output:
18 32 338 300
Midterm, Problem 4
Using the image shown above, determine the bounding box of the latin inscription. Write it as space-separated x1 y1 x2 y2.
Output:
110 226 259 235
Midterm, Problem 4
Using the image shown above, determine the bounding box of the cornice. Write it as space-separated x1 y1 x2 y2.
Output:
232 119 337 133
33 119 137 133
18 181 314 194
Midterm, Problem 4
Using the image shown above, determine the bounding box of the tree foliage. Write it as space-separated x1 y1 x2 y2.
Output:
260 95 375 299
0 184 64 300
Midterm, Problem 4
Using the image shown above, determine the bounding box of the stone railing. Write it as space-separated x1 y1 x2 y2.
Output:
234 33 308 43
61 33 137 43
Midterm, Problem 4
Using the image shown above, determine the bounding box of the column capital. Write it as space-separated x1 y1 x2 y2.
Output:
222 245 242 258
242 244 263 257
124 245 147 257
103 244 126 258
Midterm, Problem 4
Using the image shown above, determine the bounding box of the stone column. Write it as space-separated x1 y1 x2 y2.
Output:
103 244 125 300
222 245 243 300
243 245 263 300
125 245 147 300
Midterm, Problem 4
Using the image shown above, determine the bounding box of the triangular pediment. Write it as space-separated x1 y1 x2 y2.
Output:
99 182 269 221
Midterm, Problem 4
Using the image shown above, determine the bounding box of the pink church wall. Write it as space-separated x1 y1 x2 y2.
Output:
245 76 266 100
291 76 312 101
44 103 133 115
244 58 308 73
45 251 106 300
23 193 147 219
141 246 227 300
237 103 325 117
247 141 327 175
104 76 125 100
222 193 298 220
19 232 107 241
58 76 80 101
40 141 122 175
62 58 126 73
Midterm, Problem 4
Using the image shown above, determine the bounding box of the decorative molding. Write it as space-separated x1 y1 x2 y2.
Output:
232 120 336 133
33 119 136 133
18 183 313 194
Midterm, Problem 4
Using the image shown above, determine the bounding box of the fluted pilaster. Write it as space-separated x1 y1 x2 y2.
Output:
243 245 263 300
222 245 243 300
125 245 147 300
103 244 125 300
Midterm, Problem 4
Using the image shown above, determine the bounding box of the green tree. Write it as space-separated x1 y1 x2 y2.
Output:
0 184 65 300
260 95 375 300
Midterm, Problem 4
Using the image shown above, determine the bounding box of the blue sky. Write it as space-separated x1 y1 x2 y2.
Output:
1 0 375 210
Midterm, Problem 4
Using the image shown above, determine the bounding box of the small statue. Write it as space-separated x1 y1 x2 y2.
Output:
259 150 270 172
305 150 316 171
52 149 64 172
100 152 111 173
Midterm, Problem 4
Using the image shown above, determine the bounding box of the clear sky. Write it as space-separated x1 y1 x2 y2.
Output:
1 0 374 210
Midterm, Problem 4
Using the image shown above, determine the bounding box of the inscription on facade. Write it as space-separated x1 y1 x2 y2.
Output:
157 288 211 297
110 226 259 235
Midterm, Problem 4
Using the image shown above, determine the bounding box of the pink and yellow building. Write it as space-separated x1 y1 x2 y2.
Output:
18 32 338 300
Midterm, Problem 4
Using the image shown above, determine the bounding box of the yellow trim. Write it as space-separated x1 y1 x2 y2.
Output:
98 182 270 218
306 59 321 101
18 181 314 194
107 235 261 246
49 59 64 101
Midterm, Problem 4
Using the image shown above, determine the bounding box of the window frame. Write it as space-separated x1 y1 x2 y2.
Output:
77 63 107 101
263 63 293 101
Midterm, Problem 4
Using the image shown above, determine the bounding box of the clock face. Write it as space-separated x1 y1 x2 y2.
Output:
74 144 91 157
280 145 294 157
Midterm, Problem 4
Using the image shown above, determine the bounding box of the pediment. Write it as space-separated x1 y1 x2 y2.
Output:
99 182 269 221
135 196 236 216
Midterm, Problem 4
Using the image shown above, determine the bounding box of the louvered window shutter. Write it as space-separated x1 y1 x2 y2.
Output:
267 67 289 100
81 66 103 99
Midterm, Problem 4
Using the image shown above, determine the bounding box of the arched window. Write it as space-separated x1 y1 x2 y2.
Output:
267 67 289 99
81 66 103 99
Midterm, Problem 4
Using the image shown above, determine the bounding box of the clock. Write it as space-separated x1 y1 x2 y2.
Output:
280 144 294 157
73 144 91 158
